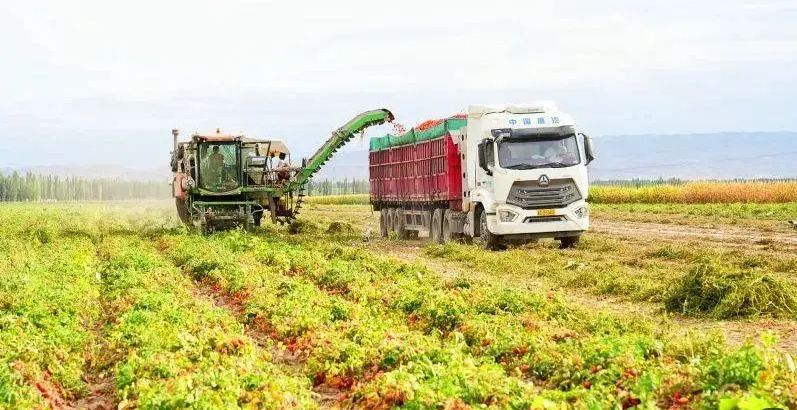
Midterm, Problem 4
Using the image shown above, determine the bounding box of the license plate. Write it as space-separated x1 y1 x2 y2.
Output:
537 209 556 216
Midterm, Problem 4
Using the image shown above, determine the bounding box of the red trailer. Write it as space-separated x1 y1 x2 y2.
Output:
369 118 467 242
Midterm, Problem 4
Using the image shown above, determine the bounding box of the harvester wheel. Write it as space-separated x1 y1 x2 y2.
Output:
253 210 263 227
269 198 278 224
175 198 191 225
394 209 408 239
479 211 502 250
430 209 444 244
379 209 389 238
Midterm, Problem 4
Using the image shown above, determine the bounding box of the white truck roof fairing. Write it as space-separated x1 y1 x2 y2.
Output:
468 101 559 117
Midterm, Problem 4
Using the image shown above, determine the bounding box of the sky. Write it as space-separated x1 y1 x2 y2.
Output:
1 0 796 169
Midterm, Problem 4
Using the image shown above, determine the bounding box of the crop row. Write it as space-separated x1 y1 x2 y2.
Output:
98 234 317 409
0 207 102 409
0 205 319 409
157 229 797 409
304 181 797 205
589 181 797 204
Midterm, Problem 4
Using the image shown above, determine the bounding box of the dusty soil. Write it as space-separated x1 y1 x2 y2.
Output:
592 220 797 248
67 373 116 410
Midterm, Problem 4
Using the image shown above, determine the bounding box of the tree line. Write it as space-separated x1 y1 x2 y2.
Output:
0 172 369 201
305 177 369 196
5 171 791 201
0 172 171 202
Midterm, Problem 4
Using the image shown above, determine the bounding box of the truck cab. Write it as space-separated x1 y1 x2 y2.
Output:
461 102 594 248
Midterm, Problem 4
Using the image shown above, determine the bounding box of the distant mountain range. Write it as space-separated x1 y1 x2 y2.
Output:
3 132 795 182
313 132 797 181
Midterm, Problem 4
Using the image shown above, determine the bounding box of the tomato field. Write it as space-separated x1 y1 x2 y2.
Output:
2 201 797 409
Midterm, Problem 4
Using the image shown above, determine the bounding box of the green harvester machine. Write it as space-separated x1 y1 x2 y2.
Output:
170 109 394 233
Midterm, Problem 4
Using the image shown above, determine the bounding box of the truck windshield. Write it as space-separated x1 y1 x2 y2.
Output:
199 143 240 191
497 134 581 170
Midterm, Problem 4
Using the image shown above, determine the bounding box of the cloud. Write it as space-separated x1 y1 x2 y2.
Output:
0 0 796 168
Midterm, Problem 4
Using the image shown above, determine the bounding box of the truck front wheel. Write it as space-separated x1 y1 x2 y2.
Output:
479 212 502 250
430 209 444 244
559 236 580 249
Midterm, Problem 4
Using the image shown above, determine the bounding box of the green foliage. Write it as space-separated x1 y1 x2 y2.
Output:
665 261 797 319
0 211 101 405
103 236 317 409
303 194 370 205
3 203 797 409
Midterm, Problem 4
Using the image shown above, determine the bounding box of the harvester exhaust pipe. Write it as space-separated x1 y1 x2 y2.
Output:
172 129 180 152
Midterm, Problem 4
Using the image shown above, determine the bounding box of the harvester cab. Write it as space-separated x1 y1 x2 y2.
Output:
171 109 394 234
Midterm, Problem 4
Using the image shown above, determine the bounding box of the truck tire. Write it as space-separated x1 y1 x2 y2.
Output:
387 208 396 234
442 209 453 243
430 209 444 244
394 209 408 239
379 209 389 237
479 212 502 250
559 236 580 249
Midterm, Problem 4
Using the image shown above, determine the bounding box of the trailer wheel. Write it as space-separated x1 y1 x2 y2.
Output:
559 236 580 249
386 208 396 234
394 209 408 239
442 209 453 243
379 209 389 238
479 212 502 250
430 209 444 244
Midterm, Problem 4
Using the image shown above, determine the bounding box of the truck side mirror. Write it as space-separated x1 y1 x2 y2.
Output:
581 133 595 165
478 140 494 176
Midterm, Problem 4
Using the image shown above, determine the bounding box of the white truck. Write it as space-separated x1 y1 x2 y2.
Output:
369 101 595 249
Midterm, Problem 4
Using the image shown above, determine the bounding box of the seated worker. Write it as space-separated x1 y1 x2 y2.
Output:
203 146 225 185
275 152 291 182
208 145 225 168
542 141 567 161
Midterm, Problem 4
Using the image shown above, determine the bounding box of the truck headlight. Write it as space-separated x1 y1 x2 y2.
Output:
499 210 518 222
574 206 588 219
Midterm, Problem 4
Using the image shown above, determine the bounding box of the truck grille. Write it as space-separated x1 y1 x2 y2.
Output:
506 179 582 210
523 216 566 223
